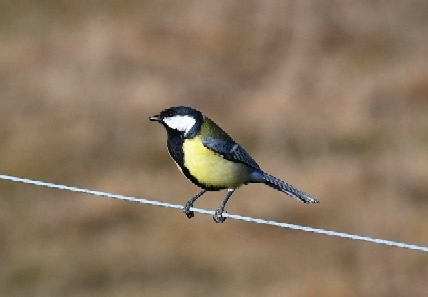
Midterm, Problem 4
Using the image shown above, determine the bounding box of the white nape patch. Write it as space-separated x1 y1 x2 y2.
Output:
163 115 196 135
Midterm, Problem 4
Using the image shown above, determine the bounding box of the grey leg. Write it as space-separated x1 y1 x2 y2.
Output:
213 189 235 223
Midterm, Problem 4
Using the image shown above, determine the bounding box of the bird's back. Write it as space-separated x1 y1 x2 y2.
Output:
182 116 252 189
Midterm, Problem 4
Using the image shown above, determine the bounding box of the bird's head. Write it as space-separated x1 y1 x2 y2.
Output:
149 106 203 137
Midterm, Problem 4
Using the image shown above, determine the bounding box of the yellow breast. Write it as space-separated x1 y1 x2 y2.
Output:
182 137 249 188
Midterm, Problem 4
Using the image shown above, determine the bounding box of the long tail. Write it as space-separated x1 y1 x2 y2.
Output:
262 172 319 204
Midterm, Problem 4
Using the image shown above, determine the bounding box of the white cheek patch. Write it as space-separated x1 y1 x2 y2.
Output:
163 115 196 135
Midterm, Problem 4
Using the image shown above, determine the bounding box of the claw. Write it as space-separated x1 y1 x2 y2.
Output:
213 208 227 223
183 202 194 219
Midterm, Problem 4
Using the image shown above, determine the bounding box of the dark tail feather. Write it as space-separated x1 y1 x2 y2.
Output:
262 173 319 204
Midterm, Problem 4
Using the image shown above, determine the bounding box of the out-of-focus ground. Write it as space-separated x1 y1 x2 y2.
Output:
1 1 428 296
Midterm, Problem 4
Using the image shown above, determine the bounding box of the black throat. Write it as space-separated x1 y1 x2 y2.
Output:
166 129 186 168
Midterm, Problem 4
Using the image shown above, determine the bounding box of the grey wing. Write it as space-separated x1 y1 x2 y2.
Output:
202 136 261 169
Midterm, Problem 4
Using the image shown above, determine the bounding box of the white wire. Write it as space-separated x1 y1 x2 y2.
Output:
0 174 427 252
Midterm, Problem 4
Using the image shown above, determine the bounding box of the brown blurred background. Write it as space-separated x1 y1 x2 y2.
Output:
1 0 428 296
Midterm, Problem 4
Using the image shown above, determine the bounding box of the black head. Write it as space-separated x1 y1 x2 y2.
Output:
149 106 203 137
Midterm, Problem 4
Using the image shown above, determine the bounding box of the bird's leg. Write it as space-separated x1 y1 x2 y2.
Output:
183 189 207 219
213 189 235 223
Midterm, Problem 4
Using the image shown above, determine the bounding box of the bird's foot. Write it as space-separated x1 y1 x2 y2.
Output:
183 201 194 219
213 208 227 223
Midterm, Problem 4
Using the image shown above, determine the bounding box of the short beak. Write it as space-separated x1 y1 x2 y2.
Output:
149 115 161 122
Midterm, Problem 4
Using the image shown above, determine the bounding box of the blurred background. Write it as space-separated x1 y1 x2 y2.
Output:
1 0 428 296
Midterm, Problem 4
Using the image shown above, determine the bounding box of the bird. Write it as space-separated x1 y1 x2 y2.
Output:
149 106 319 223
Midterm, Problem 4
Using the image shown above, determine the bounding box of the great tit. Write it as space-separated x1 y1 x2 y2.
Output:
149 106 319 223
